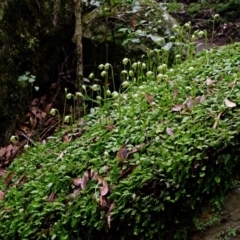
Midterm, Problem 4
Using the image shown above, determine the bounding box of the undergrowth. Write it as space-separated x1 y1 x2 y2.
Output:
1 39 240 239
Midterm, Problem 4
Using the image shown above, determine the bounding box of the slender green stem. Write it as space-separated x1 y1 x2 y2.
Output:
63 88 67 125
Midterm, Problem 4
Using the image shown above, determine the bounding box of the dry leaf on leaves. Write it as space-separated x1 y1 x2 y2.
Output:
100 180 109 196
73 178 82 187
72 171 89 190
69 189 81 199
186 98 194 110
118 165 137 181
4 171 14 185
228 80 236 88
62 134 71 142
56 151 64 160
106 203 115 228
81 172 89 189
0 168 6 177
15 175 27 186
212 112 223 129
90 169 98 180
206 77 213 86
96 175 109 196
106 124 115 131
173 87 178 99
146 93 154 104
195 95 206 103
5 144 18 160
166 127 174 136
116 145 128 164
0 148 6 158
46 192 55 202
99 195 108 210
224 98 236 108
172 104 184 112
0 191 5 200
43 103 53 115
127 147 139 156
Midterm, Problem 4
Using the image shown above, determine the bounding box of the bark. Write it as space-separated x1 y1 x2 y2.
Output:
52 0 61 26
0 0 8 20
73 0 83 118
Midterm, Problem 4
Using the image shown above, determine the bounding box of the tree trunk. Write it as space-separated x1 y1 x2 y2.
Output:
73 0 83 118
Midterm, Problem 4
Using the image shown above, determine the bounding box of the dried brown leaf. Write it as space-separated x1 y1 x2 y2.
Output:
0 168 6 177
99 195 108 210
173 87 178 99
31 107 44 120
224 98 236 108
4 171 14 185
195 95 206 103
166 127 174 136
73 178 82 187
77 119 85 127
228 80 236 88
62 135 70 142
41 116 56 127
0 191 5 200
206 77 213 86
116 145 128 164
41 111 47 119
97 175 104 184
43 103 53 115
126 144 146 158
100 180 109 196
0 148 6 158
81 172 89 189
146 93 154 104
29 117 37 129
46 192 55 202
5 144 16 160
31 98 39 107
106 203 115 228
57 151 64 160
118 165 138 181
14 175 27 186
106 124 114 131
209 110 215 118
186 98 194 110
212 112 223 129
172 104 183 112
90 169 98 180
69 189 81 199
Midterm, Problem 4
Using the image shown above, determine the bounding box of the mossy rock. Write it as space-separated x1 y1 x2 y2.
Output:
1 43 240 239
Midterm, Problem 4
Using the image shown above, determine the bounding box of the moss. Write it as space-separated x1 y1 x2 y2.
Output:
187 3 201 15
168 3 183 13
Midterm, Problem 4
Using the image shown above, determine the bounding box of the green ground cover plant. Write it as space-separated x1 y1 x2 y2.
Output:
1 39 240 239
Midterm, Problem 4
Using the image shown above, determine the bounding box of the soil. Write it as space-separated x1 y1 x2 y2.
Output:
169 1 240 48
191 190 240 240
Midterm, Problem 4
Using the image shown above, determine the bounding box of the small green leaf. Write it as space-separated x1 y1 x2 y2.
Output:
214 176 221 184
18 75 28 81
200 172 205 177
28 78 35 83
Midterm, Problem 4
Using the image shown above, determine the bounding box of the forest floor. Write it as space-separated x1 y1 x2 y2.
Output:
169 1 240 49
191 190 240 240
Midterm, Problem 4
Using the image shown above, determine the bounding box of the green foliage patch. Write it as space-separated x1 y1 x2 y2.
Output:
1 43 240 239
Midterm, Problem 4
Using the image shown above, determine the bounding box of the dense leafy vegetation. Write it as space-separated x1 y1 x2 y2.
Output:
1 41 240 239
